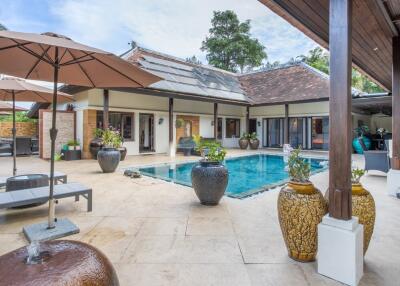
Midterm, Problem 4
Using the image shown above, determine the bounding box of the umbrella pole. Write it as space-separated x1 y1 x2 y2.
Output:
12 90 16 176
48 47 59 229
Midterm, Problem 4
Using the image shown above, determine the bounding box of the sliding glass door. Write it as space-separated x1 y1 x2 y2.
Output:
311 117 329 150
289 118 305 148
263 118 284 147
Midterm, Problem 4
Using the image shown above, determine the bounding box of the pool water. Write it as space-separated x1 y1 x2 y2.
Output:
137 154 328 198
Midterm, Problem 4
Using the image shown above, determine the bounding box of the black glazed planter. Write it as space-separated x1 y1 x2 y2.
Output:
191 160 228 205
118 147 127 161
239 138 249 149
97 147 121 173
249 139 260 150
90 138 103 159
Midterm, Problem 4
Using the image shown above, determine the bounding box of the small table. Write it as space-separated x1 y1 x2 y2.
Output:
0 171 67 189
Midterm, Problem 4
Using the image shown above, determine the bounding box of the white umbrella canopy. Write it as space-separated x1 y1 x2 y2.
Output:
0 30 162 231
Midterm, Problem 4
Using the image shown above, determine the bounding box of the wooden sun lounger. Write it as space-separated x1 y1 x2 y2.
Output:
0 171 67 188
0 182 92 212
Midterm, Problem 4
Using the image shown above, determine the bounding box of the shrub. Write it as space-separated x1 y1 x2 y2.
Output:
101 128 122 148
351 168 365 184
287 147 311 183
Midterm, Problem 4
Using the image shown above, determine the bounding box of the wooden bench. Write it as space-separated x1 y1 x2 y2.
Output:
0 182 92 212
0 172 67 188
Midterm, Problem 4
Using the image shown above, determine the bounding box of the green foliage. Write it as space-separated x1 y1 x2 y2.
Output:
354 125 370 137
54 153 63 161
201 10 267 73
240 132 250 140
194 136 221 153
93 128 104 138
186 55 202 65
351 168 365 184
101 128 123 148
249 132 258 140
67 139 80 146
175 118 185 128
0 112 36 123
287 147 311 183
204 142 227 162
298 47 384 93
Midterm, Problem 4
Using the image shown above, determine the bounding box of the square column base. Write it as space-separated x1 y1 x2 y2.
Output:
169 143 176 157
318 215 363 286
387 169 400 197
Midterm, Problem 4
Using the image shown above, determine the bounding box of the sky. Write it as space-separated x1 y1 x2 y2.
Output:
0 0 318 108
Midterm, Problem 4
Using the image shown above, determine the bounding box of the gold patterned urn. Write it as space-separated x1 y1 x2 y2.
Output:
278 181 327 262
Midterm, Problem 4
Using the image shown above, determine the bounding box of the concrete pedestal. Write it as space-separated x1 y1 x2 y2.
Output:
318 215 363 286
169 143 176 157
387 169 400 197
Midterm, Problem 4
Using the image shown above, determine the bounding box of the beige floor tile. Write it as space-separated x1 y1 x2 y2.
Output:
138 218 187 236
186 217 235 236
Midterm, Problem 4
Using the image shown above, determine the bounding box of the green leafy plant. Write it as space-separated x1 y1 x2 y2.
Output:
67 139 80 147
101 128 123 148
354 125 370 137
194 137 221 153
249 132 258 140
175 118 185 129
204 142 227 162
287 147 311 183
93 128 104 139
54 153 63 161
351 168 365 184
240 133 250 140
0 111 36 123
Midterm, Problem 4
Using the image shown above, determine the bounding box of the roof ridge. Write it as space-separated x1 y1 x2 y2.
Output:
240 62 302 76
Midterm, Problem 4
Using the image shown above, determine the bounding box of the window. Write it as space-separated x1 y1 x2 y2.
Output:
225 118 240 138
264 118 284 147
289 118 305 148
96 111 135 141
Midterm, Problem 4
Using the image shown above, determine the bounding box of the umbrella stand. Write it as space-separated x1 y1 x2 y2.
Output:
12 90 16 176
47 47 59 229
23 47 79 241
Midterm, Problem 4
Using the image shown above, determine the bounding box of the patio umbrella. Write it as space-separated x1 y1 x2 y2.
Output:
0 30 162 232
0 101 27 112
0 77 73 176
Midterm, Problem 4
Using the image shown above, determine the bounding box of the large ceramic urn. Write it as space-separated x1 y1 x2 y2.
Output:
0 240 119 286
118 146 127 161
97 147 121 173
249 138 260 150
238 138 249 149
325 183 376 255
191 160 229 205
277 181 327 262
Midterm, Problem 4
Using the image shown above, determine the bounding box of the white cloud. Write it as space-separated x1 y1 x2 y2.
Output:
49 0 319 63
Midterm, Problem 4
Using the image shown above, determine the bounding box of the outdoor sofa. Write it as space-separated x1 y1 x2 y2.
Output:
361 138 391 173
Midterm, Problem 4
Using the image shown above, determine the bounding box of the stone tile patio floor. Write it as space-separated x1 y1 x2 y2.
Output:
0 149 398 285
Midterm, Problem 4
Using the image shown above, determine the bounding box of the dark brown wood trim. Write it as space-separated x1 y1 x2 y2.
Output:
169 98 174 143
328 0 353 220
392 36 400 170
214 103 218 139
246 106 250 133
284 104 289 144
103 89 109 129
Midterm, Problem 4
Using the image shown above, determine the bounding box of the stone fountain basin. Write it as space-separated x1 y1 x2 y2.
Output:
0 240 119 286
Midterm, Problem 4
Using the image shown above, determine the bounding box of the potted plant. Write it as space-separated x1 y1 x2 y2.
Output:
352 125 371 154
175 118 185 129
97 129 121 173
90 128 104 159
249 132 260 150
67 139 80 150
239 133 249 149
191 143 228 205
277 147 327 262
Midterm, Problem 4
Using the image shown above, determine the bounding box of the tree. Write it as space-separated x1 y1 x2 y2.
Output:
185 55 202 65
201 10 266 73
0 23 7 31
298 47 329 74
299 47 383 93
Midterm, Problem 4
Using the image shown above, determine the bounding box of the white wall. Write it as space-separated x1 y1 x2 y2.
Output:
200 116 214 138
370 115 392 132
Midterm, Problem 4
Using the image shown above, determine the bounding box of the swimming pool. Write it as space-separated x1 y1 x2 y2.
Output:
136 154 328 198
